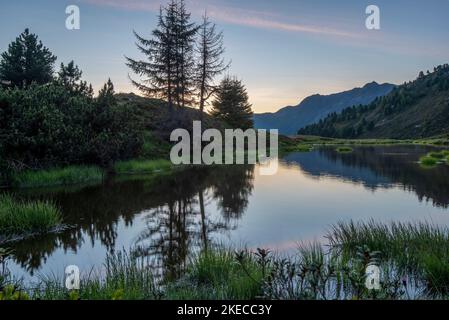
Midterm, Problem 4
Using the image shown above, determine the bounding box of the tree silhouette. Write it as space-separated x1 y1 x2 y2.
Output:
0 29 57 88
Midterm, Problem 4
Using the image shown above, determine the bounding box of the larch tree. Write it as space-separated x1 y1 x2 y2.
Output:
174 0 199 108
195 13 230 118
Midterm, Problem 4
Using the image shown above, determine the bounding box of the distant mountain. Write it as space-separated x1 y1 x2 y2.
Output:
299 64 449 139
254 82 395 135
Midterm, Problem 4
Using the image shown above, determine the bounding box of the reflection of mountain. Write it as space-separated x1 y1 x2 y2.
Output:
283 151 392 189
9 165 255 274
283 146 449 208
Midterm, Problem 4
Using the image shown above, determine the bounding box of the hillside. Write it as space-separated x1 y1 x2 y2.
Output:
116 93 224 139
299 65 449 139
254 82 394 135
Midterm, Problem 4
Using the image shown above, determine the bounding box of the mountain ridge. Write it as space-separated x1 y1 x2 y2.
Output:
298 64 449 139
254 82 395 135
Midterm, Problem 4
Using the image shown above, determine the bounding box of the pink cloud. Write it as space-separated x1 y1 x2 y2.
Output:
78 0 359 39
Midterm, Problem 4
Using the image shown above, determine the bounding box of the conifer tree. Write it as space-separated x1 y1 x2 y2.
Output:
174 0 199 108
0 29 57 88
97 78 115 106
196 13 229 117
126 0 198 110
57 61 93 97
210 76 254 129
126 5 176 111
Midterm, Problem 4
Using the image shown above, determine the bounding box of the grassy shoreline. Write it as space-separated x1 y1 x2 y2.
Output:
11 166 104 188
3 220 449 300
5 159 178 190
280 134 449 153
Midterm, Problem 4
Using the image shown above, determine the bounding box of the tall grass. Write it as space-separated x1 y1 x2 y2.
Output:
327 220 449 296
0 194 62 236
165 249 264 300
12 166 103 188
114 159 173 175
33 251 159 300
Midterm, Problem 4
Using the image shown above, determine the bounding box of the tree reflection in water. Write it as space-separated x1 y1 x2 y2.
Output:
7 165 255 276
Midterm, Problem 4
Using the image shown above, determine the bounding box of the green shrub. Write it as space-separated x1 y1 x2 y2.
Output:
0 82 143 169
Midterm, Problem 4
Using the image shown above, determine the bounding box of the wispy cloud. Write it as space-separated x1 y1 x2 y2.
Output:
79 0 360 39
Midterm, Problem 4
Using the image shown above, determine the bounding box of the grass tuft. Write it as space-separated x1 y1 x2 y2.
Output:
165 249 263 300
114 159 173 175
419 150 449 167
336 146 353 153
0 194 62 236
12 166 103 188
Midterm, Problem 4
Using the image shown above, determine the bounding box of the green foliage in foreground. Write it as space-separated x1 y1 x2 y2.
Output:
12 166 103 188
0 194 61 236
33 251 159 300
165 250 264 300
328 220 449 297
4 221 449 300
114 159 173 175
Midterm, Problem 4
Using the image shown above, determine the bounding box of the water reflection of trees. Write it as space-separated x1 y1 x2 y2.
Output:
9 165 254 274
132 165 255 281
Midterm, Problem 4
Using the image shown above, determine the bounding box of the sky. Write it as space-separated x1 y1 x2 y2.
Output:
0 0 448 113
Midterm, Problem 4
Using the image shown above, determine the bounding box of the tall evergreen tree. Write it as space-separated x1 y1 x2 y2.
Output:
126 5 176 111
126 0 198 110
196 13 230 117
0 29 57 88
210 76 254 129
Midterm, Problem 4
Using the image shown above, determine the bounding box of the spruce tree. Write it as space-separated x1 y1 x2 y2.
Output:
210 76 254 129
126 5 176 110
0 29 57 88
196 13 230 117
126 0 198 110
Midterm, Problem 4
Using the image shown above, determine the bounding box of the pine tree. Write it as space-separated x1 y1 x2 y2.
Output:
97 78 115 106
0 29 57 88
210 76 254 129
57 61 93 97
196 13 230 117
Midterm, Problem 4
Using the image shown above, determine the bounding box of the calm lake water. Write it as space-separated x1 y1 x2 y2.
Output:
5 145 449 283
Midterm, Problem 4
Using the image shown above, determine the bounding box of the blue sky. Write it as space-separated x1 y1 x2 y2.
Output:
0 0 448 112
